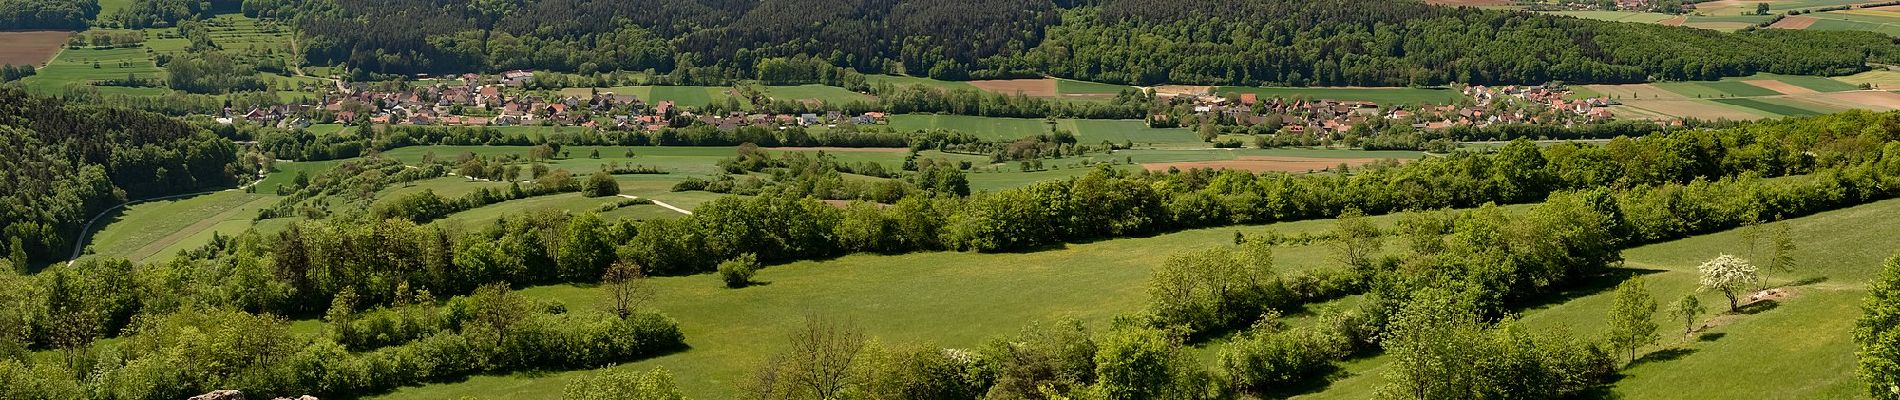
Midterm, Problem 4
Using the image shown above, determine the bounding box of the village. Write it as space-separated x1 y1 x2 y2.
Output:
224 70 1618 138
1158 83 1617 136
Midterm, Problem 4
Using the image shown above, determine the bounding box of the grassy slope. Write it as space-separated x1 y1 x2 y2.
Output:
367 206 1443 400
1295 198 1900 400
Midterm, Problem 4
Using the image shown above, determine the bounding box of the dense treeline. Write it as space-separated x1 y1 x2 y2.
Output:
0 0 97 29
262 0 1896 86
109 0 237 28
247 122 980 162
0 87 244 264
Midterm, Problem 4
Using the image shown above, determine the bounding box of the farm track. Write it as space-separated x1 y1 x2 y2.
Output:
618 194 692 215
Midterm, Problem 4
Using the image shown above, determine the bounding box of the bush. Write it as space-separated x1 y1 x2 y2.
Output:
584 171 620 197
717 253 759 288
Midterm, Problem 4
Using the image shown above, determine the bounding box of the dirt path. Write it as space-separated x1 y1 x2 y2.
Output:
618 194 692 215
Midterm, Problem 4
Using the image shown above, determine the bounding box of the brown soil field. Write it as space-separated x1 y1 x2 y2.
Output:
968 79 1057 97
1619 99 1767 121
0 31 72 66
1142 156 1388 173
1769 15 1818 29
1661 15 1689 26
1809 91 1900 111
1743 79 1819 95
1867 4 1900 11
1584 84 1689 100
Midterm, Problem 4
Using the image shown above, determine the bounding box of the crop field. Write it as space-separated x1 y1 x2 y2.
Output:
1711 97 1829 116
864 74 977 91
1829 70 1900 88
1586 73 1889 120
1295 197 1900 400
1213 86 1463 105
1797 6 1900 36
20 45 164 95
887 114 1205 145
0 31 71 66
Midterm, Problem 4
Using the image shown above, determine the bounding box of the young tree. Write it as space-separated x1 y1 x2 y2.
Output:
602 262 652 319
1668 294 1705 335
1698 255 1763 313
1093 326 1201 400
1331 208 1383 274
1606 277 1659 363
1769 221 1797 274
770 315 865 400
718 253 759 288
6 236 24 273
469 283 533 346
1858 256 1900 400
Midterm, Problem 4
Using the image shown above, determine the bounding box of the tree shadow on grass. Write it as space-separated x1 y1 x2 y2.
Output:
1628 347 1696 368
1786 276 1830 287
1698 332 1726 342
1517 267 1670 312
1739 299 1780 315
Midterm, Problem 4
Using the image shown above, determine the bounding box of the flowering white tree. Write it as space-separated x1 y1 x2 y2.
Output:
1699 254 1763 312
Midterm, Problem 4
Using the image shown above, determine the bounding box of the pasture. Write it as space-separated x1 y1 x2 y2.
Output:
1294 196 1900 400
0 31 71 66
364 205 1425 400
80 190 275 264
1213 86 1463 105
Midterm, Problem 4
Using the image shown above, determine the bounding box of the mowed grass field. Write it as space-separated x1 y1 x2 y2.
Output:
887 114 1201 145
1214 86 1462 105
365 204 1443 400
1588 73 1890 120
80 190 276 264
1294 196 1900 400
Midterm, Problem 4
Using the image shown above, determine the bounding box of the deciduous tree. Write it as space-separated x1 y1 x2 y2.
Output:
1668 294 1704 335
1858 256 1900 400
1606 277 1659 363
1698 255 1763 313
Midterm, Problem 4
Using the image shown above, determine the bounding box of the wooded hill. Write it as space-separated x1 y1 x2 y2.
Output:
0 87 244 265
225 0 1900 86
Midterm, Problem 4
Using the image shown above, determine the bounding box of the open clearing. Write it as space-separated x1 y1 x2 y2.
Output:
1831 70 1900 88
1616 99 1771 120
0 31 71 66
1141 156 1391 173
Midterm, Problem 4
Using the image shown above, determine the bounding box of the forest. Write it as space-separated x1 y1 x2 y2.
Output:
225 0 1900 86
0 87 247 265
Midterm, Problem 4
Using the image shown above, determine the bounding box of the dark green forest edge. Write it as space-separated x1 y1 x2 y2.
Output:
5 83 1900 398
6 0 1899 85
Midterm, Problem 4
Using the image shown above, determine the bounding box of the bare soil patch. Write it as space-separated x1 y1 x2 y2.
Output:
1142 156 1388 173
0 30 72 66
1151 85 1215 98
1809 90 1900 110
1769 15 1818 29
1743 79 1819 95
968 79 1057 97
1661 15 1689 26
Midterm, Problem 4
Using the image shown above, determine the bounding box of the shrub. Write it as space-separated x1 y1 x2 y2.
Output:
718 253 759 288
584 171 620 197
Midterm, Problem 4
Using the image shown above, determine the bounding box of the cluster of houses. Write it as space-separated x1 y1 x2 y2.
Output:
221 70 889 132
1163 84 1617 135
